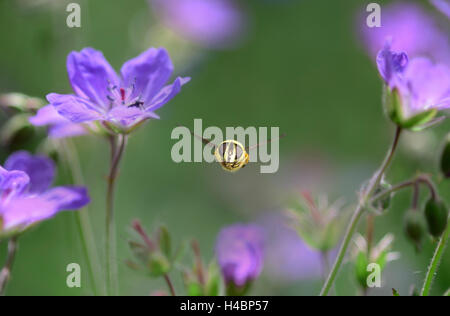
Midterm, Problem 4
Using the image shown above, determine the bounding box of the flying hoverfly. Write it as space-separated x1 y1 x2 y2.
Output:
186 128 285 172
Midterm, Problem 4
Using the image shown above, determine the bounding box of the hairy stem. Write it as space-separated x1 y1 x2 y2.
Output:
320 127 402 296
164 274 176 296
369 174 438 206
421 215 450 296
0 236 18 296
62 140 104 296
106 135 127 296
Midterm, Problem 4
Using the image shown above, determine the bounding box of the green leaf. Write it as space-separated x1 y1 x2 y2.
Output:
392 288 400 296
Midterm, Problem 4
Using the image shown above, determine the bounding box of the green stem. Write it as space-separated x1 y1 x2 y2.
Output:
320 127 402 296
320 251 330 282
105 135 127 296
62 140 104 296
0 236 18 296
420 215 450 296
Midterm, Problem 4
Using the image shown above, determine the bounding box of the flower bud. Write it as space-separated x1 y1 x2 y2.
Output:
215 224 264 295
0 93 45 112
404 209 426 250
424 198 448 238
374 180 392 212
128 221 179 278
440 134 450 178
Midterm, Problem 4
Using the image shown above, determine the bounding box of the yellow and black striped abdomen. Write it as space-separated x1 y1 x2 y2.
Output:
214 140 249 172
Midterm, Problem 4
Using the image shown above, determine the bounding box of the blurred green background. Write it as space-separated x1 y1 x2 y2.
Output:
0 0 449 296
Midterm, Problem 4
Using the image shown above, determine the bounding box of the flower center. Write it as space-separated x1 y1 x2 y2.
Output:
106 82 144 110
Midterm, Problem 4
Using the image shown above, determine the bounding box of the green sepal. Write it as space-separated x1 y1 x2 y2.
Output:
355 251 369 289
440 134 450 178
187 282 204 296
401 109 437 130
157 225 171 259
204 262 221 296
383 87 404 126
383 87 438 130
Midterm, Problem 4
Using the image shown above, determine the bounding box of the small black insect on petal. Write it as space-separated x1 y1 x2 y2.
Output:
128 101 144 109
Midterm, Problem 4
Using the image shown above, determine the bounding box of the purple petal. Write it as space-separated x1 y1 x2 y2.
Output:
146 77 190 112
152 0 244 48
360 2 450 64
404 58 450 111
431 0 450 19
41 186 90 211
1 195 59 229
29 104 69 126
47 93 104 123
29 105 87 139
120 48 173 102
376 44 408 88
216 224 264 286
0 187 89 230
4 151 55 194
48 123 87 139
107 106 159 128
67 47 119 107
0 166 30 197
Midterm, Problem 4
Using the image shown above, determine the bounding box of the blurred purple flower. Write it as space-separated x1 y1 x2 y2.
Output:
260 214 331 282
215 224 264 287
0 151 89 235
377 44 450 117
29 104 87 138
46 47 190 133
360 2 450 64
151 0 244 48
431 0 450 19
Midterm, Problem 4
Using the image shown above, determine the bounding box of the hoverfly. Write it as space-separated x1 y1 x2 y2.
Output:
186 128 285 173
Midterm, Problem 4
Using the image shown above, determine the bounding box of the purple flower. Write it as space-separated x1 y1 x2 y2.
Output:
377 44 450 120
0 151 89 235
260 214 325 282
360 2 450 65
151 0 244 48
431 0 450 19
46 47 190 133
29 105 87 138
216 224 264 287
